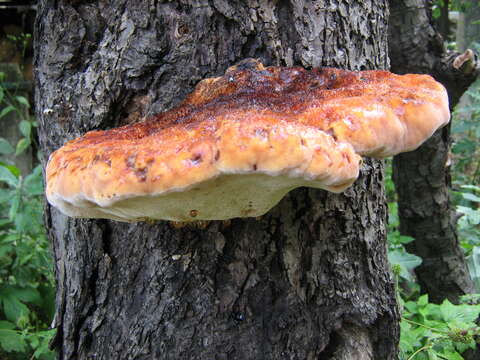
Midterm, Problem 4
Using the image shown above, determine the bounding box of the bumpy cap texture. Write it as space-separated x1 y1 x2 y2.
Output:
46 59 450 221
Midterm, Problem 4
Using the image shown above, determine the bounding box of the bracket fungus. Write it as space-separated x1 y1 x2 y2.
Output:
46 59 450 222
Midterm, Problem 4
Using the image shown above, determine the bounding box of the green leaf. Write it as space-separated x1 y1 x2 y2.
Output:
0 161 20 177
0 165 19 187
398 235 415 244
440 299 480 323
38 285 56 321
462 192 480 203
32 329 56 359
0 320 15 330
438 350 465 360
0 329 27 352
388 249 422 281
14 95 30 108
458 205 480 225
9 286 42 306
426 349 439 360
15 137 30 155
18 252 33 266
0 138 14 155
28 332 40 348
8 193 21 220
461 185 480 192
18 120 31 138
404 301 418 314
0 243 13 258
14 212 29 233
467 247 480 291
1 235 20 250
425 303 443 320
23 165 44 196
1 292 30 323
399 322 417 353
0 105 15 119
418 294 429 307
0 219 11 230
453 138 476 154
0 188 12 203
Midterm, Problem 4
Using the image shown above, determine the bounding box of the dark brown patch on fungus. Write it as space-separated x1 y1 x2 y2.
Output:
135 167 148 182
191 154 203 165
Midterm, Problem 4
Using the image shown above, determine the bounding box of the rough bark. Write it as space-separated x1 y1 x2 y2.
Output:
35 1 398 359
389 0 479 303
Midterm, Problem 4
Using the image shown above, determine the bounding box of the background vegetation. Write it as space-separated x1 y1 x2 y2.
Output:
0 0 478 359
387 1 480 358
0 71 55 359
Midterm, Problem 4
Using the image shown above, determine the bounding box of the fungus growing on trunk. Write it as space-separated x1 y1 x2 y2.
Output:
45 59 450 222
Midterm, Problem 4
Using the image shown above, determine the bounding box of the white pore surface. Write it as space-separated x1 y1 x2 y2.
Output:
52 173 348 222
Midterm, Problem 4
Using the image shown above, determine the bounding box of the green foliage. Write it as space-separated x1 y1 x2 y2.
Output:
0 74 55 359
0 71 35 158
456 185 480 296
432 0 474 19
452 80 480 294
467 247 480 295
385 156 480 359
455 185 480 255
5 34 32 62
452 81 480 186
399 295 480 359
386 187 422 285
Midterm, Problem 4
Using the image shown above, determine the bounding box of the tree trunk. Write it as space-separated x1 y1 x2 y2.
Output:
35 1 398 359
388 0 478 303
438 0 450 40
